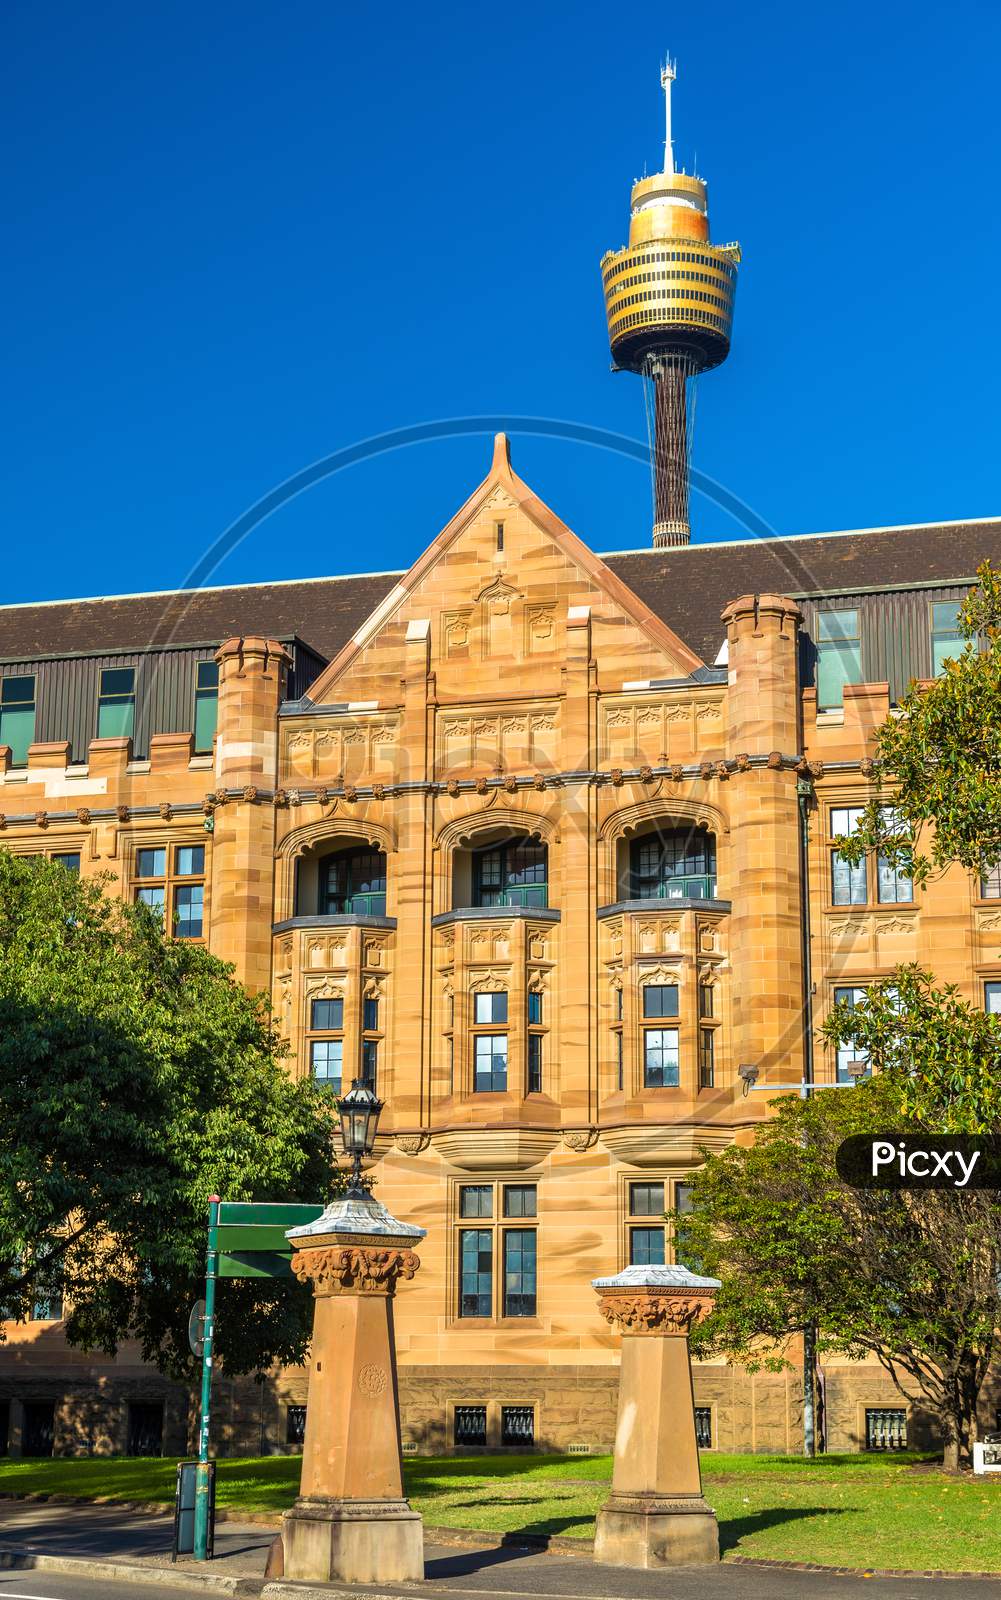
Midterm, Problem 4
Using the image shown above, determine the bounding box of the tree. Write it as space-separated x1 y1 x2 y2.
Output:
680 1076 1001 1470
835 560 1001 888
0 851 341 1382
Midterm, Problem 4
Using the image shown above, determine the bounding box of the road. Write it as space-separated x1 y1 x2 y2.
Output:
3 1501 1001 1599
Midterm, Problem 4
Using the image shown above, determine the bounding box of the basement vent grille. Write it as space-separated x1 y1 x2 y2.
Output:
565 1442 591 1455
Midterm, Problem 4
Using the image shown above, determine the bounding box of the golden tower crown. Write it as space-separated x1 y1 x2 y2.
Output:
600 58 740 376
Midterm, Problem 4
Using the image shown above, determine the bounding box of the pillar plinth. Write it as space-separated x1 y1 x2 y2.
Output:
281 1192 426 1585
592 1264 722 1569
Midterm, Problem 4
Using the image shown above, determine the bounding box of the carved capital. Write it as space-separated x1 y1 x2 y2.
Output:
291 1244 421 1297
597 1289 715 1336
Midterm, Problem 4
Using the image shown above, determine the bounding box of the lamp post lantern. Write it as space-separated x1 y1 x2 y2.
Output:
336 1079 383 1195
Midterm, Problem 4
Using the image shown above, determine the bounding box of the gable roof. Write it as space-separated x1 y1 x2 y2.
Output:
305 433 704 702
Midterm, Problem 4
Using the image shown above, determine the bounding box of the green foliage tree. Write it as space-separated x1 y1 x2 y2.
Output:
835 560 1001 888
681 1076 1001 1470
0 851 341 1382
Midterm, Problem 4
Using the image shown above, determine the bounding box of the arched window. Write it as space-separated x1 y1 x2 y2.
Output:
629 826 716 901
472 838 548 909
319 847 387 916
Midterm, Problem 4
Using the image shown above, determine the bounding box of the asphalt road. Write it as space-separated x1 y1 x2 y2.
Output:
0 1577 212 1600
3 1502 1001 1599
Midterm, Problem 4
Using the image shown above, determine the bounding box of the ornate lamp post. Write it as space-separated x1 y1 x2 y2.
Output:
592 1264 722 1568
281 1079 426 1584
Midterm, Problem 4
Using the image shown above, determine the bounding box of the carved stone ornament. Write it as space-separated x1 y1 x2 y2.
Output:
290 1245 421 1297
35 810 49 829
76 807 91 825
395 1132 431 1156
671 763 684 782
116 805 129 822
562 1127 599 1153
597 1290 715 1336
242 785 258 803
159 802 172 820
767 751 783 770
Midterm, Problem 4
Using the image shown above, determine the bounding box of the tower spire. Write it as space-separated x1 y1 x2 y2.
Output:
661 56 676 175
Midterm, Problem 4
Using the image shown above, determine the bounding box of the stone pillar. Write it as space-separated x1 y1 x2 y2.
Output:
592 1264 721 1568
210 636 290 992
720 594 804 1090
281 1191 426 1584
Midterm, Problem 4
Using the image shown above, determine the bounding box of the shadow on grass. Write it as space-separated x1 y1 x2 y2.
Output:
718 1505 850 1556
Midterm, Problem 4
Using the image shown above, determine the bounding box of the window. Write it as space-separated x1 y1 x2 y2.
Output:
865 1408 907 1451
460 1185 493 1217
51 853 80 872
503 1230 537 1316
931 601 963 676
501 1405 535 1446
133 843 205 938
286 1405 307 1447
474 1036 508 1093
361 993 381 1089
642 984 679 1018
816 609 861 709
877 853 914 904
630 1226 665 1265
97 667 136 740
699 984 714 1019
502 1185 536 1217
308 996 343 1091
471 838 548 909
454 1405 487 1446
695 1407 713 1449
0 675 36 767
630 827 716 900
986 983 1001 1015
699 1027 715 1088
194 661 219 753
527 991 544 1094
830 806 867 906
981 863 1001 900
127 1402 164 1458
31 1282 63 1322
319 848 387 917
459 1230 493 1316
833 986 870 1083
627 1180 665 1265
643 1028 679 1088
472 991 508 1092
456 1181 537 1319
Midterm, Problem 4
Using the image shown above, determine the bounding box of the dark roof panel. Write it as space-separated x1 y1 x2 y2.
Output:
2 520 999 671
602 520 1001 665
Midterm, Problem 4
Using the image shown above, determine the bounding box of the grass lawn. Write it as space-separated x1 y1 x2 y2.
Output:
2 1451 1000 1572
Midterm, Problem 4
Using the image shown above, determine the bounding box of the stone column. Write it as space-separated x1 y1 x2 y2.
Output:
592 1264 721 1568
281 1191 427 1584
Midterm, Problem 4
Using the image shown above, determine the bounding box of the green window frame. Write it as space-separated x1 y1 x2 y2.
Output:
931 601 963 676
97 667 136 740
319 847 387 917
194 661 219 753
816 609 861 709
0 675 36 767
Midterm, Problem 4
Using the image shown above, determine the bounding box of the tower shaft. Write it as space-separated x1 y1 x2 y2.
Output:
650 357 691 548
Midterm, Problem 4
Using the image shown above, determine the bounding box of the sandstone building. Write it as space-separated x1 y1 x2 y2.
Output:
4 59 1000 1463
2 434 1000 1457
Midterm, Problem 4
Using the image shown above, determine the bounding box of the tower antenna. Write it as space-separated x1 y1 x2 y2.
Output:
661 56 676 176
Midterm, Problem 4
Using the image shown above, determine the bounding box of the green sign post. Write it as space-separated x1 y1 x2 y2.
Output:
191 1198 325 1562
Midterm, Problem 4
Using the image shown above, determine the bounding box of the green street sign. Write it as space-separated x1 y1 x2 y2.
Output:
215 1201 325 1279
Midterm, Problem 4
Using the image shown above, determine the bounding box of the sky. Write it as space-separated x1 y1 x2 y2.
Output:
3 0 1000 606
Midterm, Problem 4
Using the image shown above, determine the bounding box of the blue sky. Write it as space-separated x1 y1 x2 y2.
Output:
3 0 1000 604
